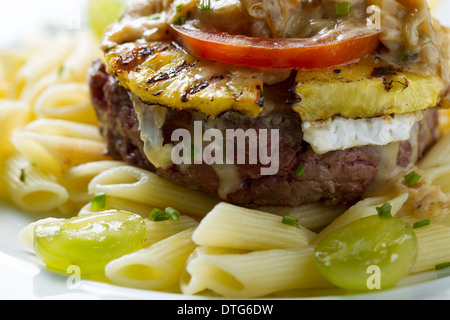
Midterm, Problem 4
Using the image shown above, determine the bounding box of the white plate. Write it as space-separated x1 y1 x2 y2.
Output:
1 0 450 300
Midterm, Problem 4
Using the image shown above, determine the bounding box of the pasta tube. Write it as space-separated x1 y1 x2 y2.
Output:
105 228 197 291
61 160 125 203
33 83 98 124
192 202 317 250
185 246 331 298
88 165 218 218
3 155 69 213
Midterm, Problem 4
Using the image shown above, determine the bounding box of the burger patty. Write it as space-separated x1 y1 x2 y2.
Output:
89 59 439 208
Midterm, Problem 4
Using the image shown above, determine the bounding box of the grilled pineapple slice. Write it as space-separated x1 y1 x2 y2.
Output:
104 41 265 118
292 55 445 122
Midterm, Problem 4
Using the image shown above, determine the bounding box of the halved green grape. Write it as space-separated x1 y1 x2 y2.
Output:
34 210 146 276
87 0 126 39
314 215 418 291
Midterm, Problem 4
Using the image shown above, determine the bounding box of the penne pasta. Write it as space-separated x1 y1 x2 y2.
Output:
3 155 69 213
418 131 450 170
23 119 103 141
105 228 197 291
421 165 450 196
12 131 111 177
9 33 75 100
257 202 346 231
57 31 99 83
33 83 98 125
0 99 30 153
185 245 331 298
61 160 126 203
192 202 317 250
88 166 219 218
144 215 199 247
180 247 246 296
401 215 450 274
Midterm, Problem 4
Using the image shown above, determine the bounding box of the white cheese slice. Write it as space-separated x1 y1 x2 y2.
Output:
302 111 424 154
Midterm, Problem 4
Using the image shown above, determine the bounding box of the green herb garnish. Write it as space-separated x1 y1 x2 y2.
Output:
282 215 300 228
403 53 419 63
435 262 450 271
165 207 181 220
148 13 161 20
294 164 306 178
404 171 422 186
19 168 26 183
198 0 212 11
413 219 430 229
91 193 107 211
376 201 392 219
175 3 184 12
172 15 186 25
149 207 181 222
335 2 351 16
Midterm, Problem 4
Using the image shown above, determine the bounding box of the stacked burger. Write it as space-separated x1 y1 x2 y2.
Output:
89 0 450 208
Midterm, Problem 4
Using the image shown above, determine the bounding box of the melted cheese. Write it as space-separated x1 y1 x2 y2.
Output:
130 93 174 169
302 111 424 154
212 164 242 199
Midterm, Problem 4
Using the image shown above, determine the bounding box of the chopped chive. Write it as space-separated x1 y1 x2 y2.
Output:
376 201 392 219
294 164 306 178
282 215 300 228
148 13 161 20
91 193 107 211
149 208 168 221
19 168 26 183
404 171 422 186
58 64 64 76
403 53 419 63
149 207 181 221
435 262 450 270
198 0 212 11
175 3 184 12
172 15 186 25
413 219 430 229
165 207 181 221
335 1 351 17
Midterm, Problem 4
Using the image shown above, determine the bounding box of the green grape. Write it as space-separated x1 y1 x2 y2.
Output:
87 0 126 39
314 215 418 291
34 210 146 276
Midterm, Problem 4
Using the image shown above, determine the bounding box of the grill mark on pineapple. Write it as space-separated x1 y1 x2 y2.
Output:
383 77 409 92
255 85 264 107
181 82 210 102
370 66 398 78
180 75 226 102
146 60 198 84
115 44 171 73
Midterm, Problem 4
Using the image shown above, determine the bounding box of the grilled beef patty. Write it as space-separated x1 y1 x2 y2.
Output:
89 59 439 207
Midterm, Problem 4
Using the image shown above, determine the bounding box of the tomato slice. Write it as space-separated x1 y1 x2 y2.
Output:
170 25 381 70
